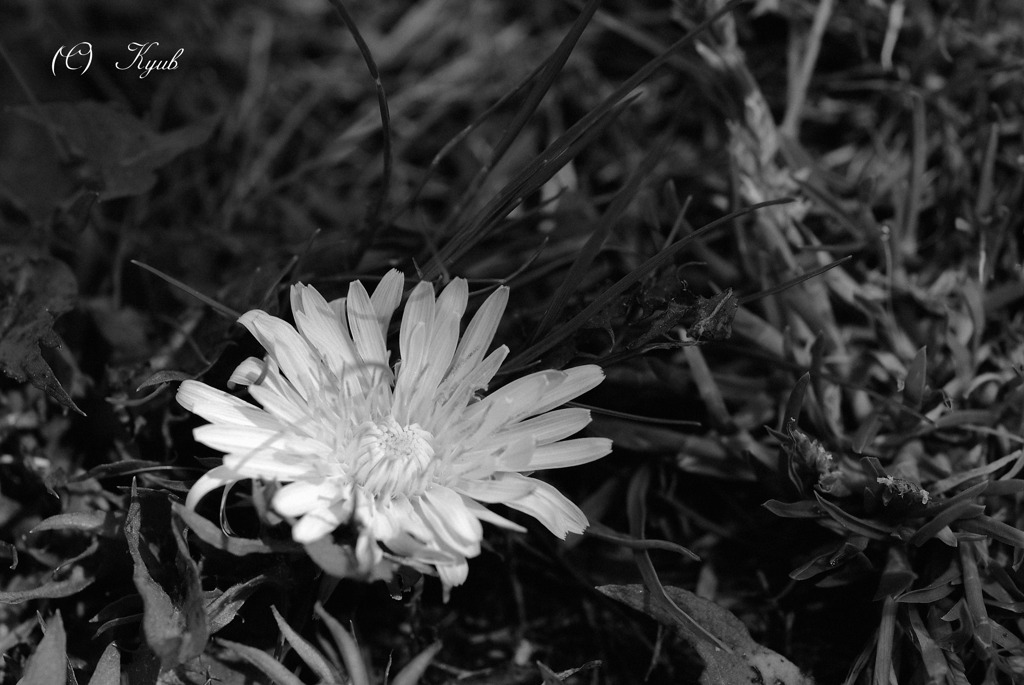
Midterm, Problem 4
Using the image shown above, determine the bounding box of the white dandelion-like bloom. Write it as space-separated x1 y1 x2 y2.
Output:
177 270 611 592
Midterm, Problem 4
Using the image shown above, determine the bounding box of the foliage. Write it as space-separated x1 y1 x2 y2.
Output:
1 0 1023 683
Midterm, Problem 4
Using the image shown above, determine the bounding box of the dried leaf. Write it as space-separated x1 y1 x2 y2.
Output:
0 246 81 414
126 485 209 671
598 584 814 685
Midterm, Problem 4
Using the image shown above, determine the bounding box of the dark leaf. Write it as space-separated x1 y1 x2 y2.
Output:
73 459 170 482
30 511 123 538
137 370 195 390
686 289 738 341
533 133 667 341
814 492 894 539
205 575 275 635
12 102 212 202
783 374 811 427
390 642 444 685
538 662 566 685
902 346 928 414
0 565 93 603
0 539 17 569
763 499 822 519
957 516 1024 548
0 246 81 413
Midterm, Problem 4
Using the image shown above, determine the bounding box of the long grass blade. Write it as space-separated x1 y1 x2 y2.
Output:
423 0 745 278
326 0 392 249
441 0 601 237
505 198 793 371
131 260 241 320
425 94 638 278
532 133 669 341
737 255 853 305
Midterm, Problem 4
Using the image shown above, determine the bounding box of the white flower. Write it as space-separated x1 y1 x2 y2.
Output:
177 270 611 593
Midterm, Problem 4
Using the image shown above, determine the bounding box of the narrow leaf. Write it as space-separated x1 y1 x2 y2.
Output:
909 502 985 546
0 246 82 414
507 198 793 369
903 346 928 412
270 606 341 684
533 133 668 340
814 492 894 539
0 565 92 603
18 612 67 685
763 499 822 519
131 260 240 320
205 575 276 634
218 638 305 685
390 641 442 685
783 374 811 427
86 643 121 685
957 516 1024 548
315 602 370 685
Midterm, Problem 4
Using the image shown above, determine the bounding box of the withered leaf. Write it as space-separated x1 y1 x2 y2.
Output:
0 246 81 414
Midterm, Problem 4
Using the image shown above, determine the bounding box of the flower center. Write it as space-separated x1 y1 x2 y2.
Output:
352 416 435 499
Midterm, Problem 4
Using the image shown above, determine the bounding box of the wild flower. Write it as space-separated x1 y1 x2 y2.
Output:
177 270 611 594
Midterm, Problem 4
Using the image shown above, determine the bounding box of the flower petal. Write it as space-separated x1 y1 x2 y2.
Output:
221 450 325 481
290 284 361 383
273 479 346 517
453 473 536 503
477 370 565 425
346 280 391 377
292 504 347 543
193 424 328 455
238 310 321 401
177 380 281 430
479 408 592 451
446 286 508 387
461 498 527 533
501 474 588 538
369 269 404 335
227 357 268 387
528 365 604 417
185 464 245 509
416 487 482 557
521 437 612 470
437 559 469 594
407 304 460 419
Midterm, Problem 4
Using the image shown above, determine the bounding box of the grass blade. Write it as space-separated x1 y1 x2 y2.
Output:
131 260 241 320
505 198 793 371
326 0 391 248
423 0 745 278
532 134 669 341
441 0 601 238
